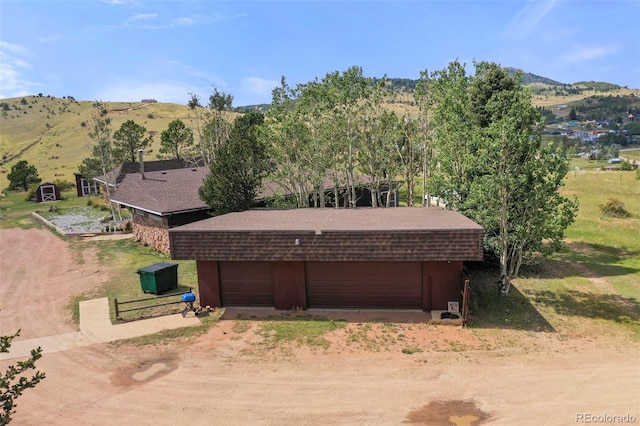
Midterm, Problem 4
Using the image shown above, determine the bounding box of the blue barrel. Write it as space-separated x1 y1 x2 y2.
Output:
181 292 196 303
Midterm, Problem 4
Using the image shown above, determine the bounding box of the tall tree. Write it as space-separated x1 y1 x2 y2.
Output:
78 102 120 220
187 88 233 166
1 330 46 424
425 61 578 295
159 119 193 159
112 120 152 163
199 112 271 215
6 161 41 192
414 73 438 207
421 61 477 212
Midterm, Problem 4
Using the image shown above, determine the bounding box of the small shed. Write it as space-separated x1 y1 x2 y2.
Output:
73 172 100 197
35 182 61 202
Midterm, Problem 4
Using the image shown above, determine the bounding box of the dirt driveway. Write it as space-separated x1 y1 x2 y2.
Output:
1 228 638 425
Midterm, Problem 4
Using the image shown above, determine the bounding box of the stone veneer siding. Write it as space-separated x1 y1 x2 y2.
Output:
133 213 170 253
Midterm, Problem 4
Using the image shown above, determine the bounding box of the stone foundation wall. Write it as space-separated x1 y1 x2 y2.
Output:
133 214 170 253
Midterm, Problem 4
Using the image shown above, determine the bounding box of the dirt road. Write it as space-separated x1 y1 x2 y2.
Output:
1 228 638 425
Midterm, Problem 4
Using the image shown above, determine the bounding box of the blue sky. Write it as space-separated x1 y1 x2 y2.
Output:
1 0 638 106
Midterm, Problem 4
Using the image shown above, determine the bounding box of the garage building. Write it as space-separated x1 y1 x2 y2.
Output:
169 207 483 311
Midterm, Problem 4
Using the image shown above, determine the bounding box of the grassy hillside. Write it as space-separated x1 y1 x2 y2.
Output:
2 80 639 190
0 96 196 189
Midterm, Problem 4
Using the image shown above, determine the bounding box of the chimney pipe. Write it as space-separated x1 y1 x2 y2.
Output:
138 149 145 179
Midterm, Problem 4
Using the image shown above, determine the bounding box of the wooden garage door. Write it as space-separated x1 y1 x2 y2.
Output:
306 262 422 308
219 261 273 306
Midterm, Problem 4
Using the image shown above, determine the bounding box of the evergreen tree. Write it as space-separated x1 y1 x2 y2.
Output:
159 119 193 159
112 120 153 163
199 112 271 215
6 161 41 192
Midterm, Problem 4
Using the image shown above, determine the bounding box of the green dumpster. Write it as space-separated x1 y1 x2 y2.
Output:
136 262 179 294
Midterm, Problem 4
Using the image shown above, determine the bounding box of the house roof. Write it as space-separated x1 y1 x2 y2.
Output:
94 159 203 187
169 207 484 262
110 167 209 216
173 207 481 232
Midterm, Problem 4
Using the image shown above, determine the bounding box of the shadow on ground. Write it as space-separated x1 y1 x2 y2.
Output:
468 282 556 333
526 289 640 325
539 242 639 280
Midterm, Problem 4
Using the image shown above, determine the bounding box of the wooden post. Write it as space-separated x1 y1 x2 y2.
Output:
114 298 120 321
461 279 470 327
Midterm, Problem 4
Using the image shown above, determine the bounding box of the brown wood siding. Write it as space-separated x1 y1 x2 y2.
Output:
424 261 463 310
272 261 306 310
196 260 220 308
219 261 274 306
306 262 422 308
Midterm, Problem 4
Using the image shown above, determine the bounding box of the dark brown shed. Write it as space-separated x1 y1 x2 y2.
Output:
35 182 61 202
169 207 483 311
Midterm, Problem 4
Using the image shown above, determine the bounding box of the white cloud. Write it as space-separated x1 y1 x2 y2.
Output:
38 34 62 43
505 0 558 37
130 13 158 21
239 77 279 97
172 17 195 26
563 45 619 63
0 42 39 98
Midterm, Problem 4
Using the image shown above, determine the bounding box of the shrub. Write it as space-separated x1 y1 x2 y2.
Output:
52 179 74 191
619 161 633 171
599 197 631 218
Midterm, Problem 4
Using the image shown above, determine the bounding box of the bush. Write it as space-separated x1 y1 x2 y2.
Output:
619 161 633 171
52 179 74 191
599 197 631 218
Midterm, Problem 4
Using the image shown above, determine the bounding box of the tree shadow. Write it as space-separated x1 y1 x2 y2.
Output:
537 242 640 281
466 266 556 332
525 289 640 325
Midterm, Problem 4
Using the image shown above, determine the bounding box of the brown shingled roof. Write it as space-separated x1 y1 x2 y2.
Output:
111 167 209 215
172 207 482 232
169 207 484 262
94 158 204 187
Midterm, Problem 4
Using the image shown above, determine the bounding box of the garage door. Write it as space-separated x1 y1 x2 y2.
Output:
219 261 273 306
306 262 422 308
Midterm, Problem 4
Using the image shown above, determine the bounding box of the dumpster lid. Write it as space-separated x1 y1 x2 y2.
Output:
137 262 178 273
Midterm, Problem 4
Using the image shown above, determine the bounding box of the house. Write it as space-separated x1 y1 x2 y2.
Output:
169 207 484 311
110 167 211 253
34 182 61 202
73 172 100 197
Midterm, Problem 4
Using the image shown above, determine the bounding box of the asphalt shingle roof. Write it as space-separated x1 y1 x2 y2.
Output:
111 167 209 215
171 207 483 232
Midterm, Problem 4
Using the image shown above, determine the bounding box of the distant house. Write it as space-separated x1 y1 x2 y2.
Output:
110 167 211 253
35 182 61 202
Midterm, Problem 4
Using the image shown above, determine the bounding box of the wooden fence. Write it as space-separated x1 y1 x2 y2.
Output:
114 287 192 321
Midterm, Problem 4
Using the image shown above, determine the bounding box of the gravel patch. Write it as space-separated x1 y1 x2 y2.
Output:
40 206 128 234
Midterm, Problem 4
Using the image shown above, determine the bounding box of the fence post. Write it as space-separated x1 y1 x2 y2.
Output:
114 298 119 321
